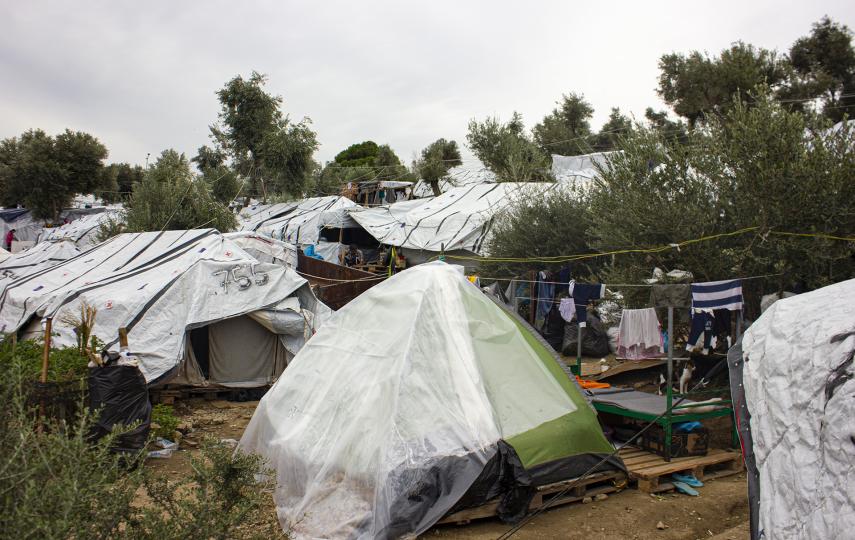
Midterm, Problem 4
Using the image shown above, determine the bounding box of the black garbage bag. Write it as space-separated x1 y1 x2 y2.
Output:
88 361 151 455
561 314 610 357
543 304 566 352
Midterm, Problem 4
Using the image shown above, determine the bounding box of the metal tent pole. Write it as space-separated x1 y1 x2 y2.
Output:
665 306 674 462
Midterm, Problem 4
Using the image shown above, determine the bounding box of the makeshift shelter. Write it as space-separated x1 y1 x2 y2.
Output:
349 183 560 261
733 279 855 539
0 229 329 386
551 151 618 185
0 241 81 292
39 210 124 250
224 231 298 268
240 262 622 539
237 196 362 246
411 161 497 198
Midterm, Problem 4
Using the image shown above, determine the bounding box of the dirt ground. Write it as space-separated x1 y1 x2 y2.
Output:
145 397 750 540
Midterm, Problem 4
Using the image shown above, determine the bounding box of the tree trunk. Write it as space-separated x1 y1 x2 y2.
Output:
430 180 441 197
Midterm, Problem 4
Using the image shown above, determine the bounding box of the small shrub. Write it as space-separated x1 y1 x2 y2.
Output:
150 403 179 440
129 438 283 540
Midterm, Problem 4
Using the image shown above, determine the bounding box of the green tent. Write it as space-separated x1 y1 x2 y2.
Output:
240 262 623 540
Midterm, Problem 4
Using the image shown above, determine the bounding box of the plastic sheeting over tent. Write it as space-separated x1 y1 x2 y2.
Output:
551 151 618 184
0 241 80 291
0 229 329 384
240 262 621 539
237 196 361 245
350 183 560 255
224 231 298 268
39 210 124 250
740 279 855 539
411 161 497 198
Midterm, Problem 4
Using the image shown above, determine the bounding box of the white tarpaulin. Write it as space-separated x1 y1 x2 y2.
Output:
0 241 81 291
238 196 361 245
741 278 855 539
39 210 124 250
0 229 329 384
224 231 298 268
411 161 496 198
551 151 618 184
239 262 584 539
350 183 559 255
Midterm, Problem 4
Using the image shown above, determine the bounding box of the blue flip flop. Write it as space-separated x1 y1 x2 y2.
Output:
673 481 699 496
672 473 704 487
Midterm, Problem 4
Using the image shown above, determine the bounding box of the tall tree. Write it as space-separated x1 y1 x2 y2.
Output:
788 16 855 121
591 108 634 151
467 113 552 182
125 150 235 233
657 42 789 126
207 72 318 199
532 93 595 156
98 163 144 203
0 129 107 220
416 139 462 196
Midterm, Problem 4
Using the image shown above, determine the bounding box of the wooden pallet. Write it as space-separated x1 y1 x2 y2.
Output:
619 446 743 493
437 469 627 526
150 386 260 404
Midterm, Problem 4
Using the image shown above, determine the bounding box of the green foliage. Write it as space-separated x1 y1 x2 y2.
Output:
485 186 601 279
416 138 462 196
590 108 634 151
658 42 789 126
467 113 552 182
788 16 855 121
208 71 318 199
0 338 91 383
0 347 283 539
334 141 381 167
0 357 145 539
590 90 855 312
150 404 179 440
200 164 241 204
131 438 281 540
0 129 108 220
125 150 236 233
532 93 595 155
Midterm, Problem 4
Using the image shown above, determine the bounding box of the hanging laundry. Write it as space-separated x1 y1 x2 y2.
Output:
569 281 605 327
616 307 664 360
686 310 717 354
557 265 572 294
536 271 554 324
558 297 576 322
691 279 743 311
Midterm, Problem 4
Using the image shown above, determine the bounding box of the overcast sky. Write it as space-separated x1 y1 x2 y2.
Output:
1 1 853 167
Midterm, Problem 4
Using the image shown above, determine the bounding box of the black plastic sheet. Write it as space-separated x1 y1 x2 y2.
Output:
88 363 151 455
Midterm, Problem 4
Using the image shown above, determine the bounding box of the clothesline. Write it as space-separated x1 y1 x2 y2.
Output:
489 272 782 287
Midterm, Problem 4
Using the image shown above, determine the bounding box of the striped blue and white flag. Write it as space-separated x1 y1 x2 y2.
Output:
691 279 743 311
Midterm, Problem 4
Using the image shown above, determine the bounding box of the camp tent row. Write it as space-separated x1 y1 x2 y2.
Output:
0 240 81 291
0 229 329 387
348 182 561 262
241 262 623 539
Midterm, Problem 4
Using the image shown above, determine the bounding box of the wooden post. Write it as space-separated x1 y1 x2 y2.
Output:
118 327 129 349
40 318 52 384
38 318 52 431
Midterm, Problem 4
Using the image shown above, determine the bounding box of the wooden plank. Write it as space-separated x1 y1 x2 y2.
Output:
633 451 741 479
623 455 670 468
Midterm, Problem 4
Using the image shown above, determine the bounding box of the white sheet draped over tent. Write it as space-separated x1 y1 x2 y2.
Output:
551 151 618 184
411 161 497 198
39 210 124 250
349 183 559 255
0 229 329 384
238 196 361 246
0 241 81 291
741 279 855 539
